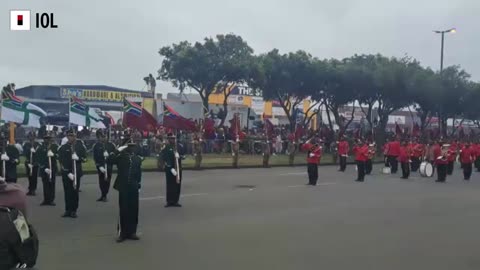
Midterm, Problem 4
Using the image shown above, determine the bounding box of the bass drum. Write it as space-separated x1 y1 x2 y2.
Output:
419 162 434 177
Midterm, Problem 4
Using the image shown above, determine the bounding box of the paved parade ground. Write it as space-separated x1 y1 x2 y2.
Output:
22 165 480 270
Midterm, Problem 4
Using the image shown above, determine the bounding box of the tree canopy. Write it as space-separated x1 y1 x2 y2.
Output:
159 33 480 143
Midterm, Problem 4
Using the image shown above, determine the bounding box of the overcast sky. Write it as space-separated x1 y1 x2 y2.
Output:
1 0 478 95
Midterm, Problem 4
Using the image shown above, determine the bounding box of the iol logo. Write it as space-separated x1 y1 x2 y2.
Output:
10 10 58 31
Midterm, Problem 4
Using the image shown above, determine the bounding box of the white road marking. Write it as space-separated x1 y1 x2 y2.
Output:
287 182 337 188
140 193 208 201
279 172 307 176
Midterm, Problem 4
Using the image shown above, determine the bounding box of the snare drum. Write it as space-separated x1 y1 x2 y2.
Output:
419 162 434 177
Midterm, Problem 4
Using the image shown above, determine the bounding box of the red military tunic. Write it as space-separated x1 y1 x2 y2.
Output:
302 143 322 164
337 141 349 156
353 145 369 162
460 147 475 164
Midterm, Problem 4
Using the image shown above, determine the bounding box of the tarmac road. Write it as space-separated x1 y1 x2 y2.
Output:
22 163 480 270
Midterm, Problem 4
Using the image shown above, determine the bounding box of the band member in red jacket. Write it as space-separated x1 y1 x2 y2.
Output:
398 141 411 179
301 138 322 186
386 138 401 174
353 140 369 182
433 141 449 183
460 142 476 180
337 136 349 172
411 140 425 172
474 142 480 172
447 140 458 175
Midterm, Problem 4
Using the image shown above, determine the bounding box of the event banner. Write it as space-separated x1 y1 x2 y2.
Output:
60 88 143 102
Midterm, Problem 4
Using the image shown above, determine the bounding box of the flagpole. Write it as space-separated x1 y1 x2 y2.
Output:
68 95 71 130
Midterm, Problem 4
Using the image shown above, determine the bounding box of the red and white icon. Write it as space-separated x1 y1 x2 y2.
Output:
10 10 31 31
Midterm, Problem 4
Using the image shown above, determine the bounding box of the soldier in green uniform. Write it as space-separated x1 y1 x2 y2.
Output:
23 132 40 196
155 135 165 172
36 133 59 206
231 135 240 168
57 129 87 218
161 133 185 207
288 140 297 166
93 130 117 202
0 133 20 183
262 137 271 168
112 137 143 242
192 133 203 169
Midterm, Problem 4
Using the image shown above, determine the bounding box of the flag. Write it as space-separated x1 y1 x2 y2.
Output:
1 94 46 128
412 123 420 137
395 123 402 136
123 98 142 117
459 126 465 139
264 118 274 139
163 102 196 131
354 127 361 139
69 96 105 128
294 123 305 140
123 99 158 131
229 114 240 138
102 112 115 127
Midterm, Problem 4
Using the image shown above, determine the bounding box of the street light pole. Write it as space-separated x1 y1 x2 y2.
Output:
440 32 445 72
434 28 456 73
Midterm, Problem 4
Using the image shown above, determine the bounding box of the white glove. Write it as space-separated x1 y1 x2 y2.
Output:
0 176 4 181
171 168 177 176
175 152 180 159
30 147 36 153
232 152 235 156
47 150 54 157
72 153 79 161
1 154 9 161
45 168 51 174
103 151 109 158
99 166 106 174
309 153 315 158
118 146 127 152
27 164 33 170
68 173 75 181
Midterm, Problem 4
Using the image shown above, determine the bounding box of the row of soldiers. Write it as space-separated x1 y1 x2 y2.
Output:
1 129 184 242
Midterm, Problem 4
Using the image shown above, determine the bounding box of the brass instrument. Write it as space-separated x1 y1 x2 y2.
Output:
368 143 376 159
439 144 450 161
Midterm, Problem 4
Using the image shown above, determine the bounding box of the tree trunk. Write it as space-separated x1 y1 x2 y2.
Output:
325 103 334 131
219 99 229 127
375 114 389 152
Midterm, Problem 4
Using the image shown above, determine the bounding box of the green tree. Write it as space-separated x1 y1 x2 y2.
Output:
251 49 315 132
436 66 471 136
158 34 253 121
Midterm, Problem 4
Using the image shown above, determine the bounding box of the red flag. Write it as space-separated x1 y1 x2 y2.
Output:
295 123 305 140
395 123 402 136
123 108 158 131
264 118 274 139
354 127 361 139
412 123 420 137
163 103 197 131
229 114 241 138
459 126 465 139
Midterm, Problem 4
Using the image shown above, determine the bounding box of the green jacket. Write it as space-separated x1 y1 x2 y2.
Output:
23 141 41 165
58 140 87 177
93 141 116 166
112 149 143 192
1 145 20 179
36 142 59 170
